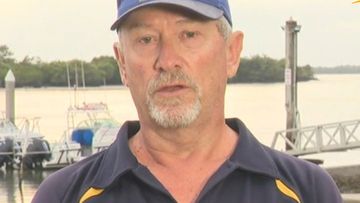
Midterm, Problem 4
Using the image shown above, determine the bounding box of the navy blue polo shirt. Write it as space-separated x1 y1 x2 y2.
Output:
32 118 342 203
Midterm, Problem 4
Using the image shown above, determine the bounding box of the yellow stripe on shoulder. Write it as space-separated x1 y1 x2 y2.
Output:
79 187 104 203
275 179 301 203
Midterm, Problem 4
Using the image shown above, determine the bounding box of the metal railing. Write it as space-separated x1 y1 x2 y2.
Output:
271 119 360 156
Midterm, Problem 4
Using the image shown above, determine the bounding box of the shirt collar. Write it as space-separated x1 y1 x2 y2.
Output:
226 118 279 179
92 118 279 188
92 120 140 188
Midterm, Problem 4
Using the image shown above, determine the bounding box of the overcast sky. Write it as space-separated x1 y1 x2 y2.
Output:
1 0 359 67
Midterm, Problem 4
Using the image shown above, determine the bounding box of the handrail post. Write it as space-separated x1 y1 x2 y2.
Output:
339 123 346 145
315 126 323 152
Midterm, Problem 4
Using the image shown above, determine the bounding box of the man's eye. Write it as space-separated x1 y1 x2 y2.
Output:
139 36 153 44
183 31 198 39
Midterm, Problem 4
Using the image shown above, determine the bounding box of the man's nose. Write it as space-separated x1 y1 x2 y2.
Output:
154 38 184 71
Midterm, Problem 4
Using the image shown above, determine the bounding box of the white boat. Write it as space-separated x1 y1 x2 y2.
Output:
0 116 51 169
44 102 120 169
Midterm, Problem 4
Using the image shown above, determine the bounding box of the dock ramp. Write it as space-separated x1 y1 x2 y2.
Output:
271 119 360 156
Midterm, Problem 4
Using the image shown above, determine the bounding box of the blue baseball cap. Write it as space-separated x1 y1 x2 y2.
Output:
111 0 232 30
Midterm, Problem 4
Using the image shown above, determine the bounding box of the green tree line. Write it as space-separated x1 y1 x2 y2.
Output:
0 45 121 87
0 45 314 87
229 55 314 83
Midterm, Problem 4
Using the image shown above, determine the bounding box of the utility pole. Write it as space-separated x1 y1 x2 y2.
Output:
283 18 301 150
5 69 16 124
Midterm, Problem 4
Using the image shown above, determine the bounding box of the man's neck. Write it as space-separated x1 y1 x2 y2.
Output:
129 119 239 203
129 118 238 168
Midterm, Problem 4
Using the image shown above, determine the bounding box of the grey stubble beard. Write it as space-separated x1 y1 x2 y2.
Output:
146 70 202 129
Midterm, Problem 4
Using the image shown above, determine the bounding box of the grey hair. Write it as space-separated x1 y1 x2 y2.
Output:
216 16 232 41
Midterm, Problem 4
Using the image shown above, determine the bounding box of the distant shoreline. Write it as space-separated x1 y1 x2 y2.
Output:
314 66 360 74
1 73 358 89
315 72 360 74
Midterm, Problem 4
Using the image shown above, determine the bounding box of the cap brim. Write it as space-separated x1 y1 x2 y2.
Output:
111 0 224 30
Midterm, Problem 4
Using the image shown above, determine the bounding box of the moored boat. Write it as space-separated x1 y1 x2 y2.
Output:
0 117 51 170
44 102 120 169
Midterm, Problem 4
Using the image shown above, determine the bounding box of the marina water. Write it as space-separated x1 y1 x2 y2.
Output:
1 74 360 202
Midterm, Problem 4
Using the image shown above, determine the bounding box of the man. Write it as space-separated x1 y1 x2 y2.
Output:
32 0 342 202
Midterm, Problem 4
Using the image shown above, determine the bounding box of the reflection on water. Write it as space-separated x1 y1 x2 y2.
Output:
0 169 55 203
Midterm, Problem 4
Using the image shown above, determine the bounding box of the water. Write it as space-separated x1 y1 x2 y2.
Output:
0 170 54 203
0 74 360 202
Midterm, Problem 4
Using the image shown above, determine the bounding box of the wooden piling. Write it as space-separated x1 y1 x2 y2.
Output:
5 69 15 124
284 18 301 149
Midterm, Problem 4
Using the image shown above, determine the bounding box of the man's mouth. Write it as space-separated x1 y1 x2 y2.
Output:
157 84 187 92
154 84 190 96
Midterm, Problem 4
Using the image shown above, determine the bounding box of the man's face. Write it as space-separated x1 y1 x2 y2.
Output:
114 6 242 129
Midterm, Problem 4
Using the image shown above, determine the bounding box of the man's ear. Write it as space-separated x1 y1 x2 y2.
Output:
226 31 244 78
113 42 128 86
